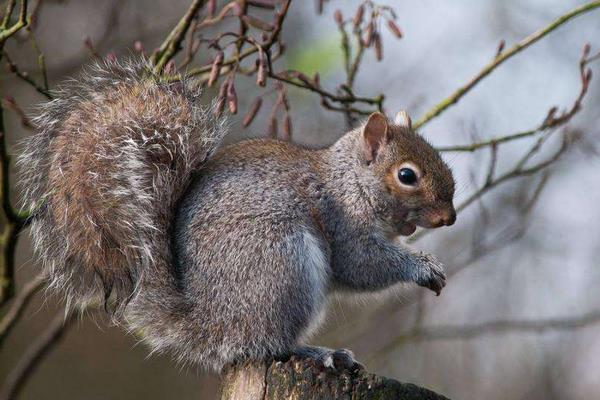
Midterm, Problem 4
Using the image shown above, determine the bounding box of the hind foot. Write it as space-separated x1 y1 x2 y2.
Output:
292 345 364 371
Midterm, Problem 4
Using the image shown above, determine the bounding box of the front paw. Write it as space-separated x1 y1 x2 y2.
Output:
415 253 446 296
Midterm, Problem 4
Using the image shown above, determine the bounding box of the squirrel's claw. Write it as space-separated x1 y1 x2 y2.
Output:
428 268 446 296
291 346 364 372
324 349 364 371
415 254 447 295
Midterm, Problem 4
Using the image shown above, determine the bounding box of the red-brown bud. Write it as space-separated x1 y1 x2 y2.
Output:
353 5 365 28
208 51 224 87
496 39 505 56
387 19 403 39
283 114 292 141
191 38 201 54
164 60 176 74
583 42 591 58
215 79 229 116
293 71 312 86
374 32 383 61
243 97 263 127
6 61 16 73
268 116 278 138
313 72 320 87
231 2 242 16
207 0 216 17
334 10 343 26
227 80 238 114
363 22 374 47
257 53 267 87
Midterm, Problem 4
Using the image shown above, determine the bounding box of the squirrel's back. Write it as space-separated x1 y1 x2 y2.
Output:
174 138 326 274
19 60 227 311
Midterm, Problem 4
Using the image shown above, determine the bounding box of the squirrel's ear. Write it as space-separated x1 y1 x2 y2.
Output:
394 110 412 129
362 112 389 164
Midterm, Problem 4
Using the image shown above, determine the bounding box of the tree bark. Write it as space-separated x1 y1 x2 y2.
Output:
220 357 450 400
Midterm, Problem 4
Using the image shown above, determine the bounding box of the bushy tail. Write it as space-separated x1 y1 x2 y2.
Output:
19 59 226 314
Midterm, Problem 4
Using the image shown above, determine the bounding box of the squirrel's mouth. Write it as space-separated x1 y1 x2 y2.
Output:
398 221 417 236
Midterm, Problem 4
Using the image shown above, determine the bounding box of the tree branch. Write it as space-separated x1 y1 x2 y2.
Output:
370 309 600 362
0 0 27 44
2 50 52 99
0 97 28 306
0 274 44 348
220 358 450 400
151 0 207 73
0 311 76 400
414 1 600 129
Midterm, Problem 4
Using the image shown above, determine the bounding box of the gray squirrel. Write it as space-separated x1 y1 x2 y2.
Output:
19 60 456 371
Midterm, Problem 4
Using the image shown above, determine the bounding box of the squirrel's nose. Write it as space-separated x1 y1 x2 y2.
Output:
426 205 456 228
431 206 456 227
442 207 456 226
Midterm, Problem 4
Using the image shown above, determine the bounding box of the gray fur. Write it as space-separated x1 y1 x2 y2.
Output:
20 60 451 372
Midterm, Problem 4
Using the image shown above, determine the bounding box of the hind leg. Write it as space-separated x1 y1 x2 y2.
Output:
180 222 333 370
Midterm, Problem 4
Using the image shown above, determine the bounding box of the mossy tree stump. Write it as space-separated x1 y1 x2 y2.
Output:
220 357 450 400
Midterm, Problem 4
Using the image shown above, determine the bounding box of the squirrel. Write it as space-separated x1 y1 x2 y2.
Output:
19 59 456 371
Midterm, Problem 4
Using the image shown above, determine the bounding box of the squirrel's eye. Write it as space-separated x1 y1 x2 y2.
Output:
398 168 418 186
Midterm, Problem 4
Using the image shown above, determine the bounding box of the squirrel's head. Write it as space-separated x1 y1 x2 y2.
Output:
359 111 456 236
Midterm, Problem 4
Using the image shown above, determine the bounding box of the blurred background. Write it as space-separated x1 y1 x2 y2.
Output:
0 0 599 399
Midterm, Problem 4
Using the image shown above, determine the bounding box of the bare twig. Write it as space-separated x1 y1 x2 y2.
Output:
268 70 383 109
414 1 600 129
0 0 31 307
442 43 594 154
181 0 386 121
1 1 17 29
151 0 208 73
0 311 76 400
184 0 291 81
2 97 33 129
369 309 600 362
0 99 28 306
437 128 540 152
179 17 200 68
30 35 48 92
25 0 44 32
0 274 44 348
0 0 27 44
454 129 571 214
457 172 551 273
410 58 587 242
